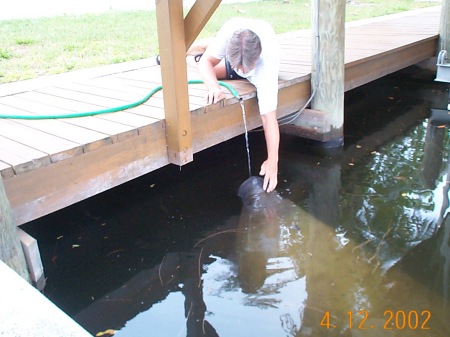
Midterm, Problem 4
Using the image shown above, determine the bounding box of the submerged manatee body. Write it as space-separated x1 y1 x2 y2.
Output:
238 176 282 209
236 176 300 293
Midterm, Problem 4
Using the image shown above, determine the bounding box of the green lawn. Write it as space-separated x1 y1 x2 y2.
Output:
0 0 440 83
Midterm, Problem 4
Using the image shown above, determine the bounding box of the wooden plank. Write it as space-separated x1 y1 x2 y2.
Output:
4 121 168 225
0 160 14 179
95 73 209 111
0 58 153 98
102 73 162 88
71 78 168 117
280 110 331 141
55 82 163 110
35 87 161 134
0 135 50 174
0 94 131 143
0 119 82 163
34 87 155 122
110 62 252 109
156 0 193 165
113 67 162 82
344 38 437 91
8 92 138 142
0 103 112 153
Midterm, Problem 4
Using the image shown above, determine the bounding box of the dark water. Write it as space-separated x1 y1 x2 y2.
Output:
23 66 450 337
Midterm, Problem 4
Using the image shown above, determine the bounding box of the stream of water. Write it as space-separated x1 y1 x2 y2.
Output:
240 98 252 178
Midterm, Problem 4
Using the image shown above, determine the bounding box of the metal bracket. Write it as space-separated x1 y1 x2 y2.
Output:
435 50 450 83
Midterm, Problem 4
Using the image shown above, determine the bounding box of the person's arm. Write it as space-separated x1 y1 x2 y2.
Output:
186 39 209 56
259 110 279 192
198 55 227 105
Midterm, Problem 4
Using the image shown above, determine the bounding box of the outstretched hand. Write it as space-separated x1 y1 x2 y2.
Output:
259 159 278 193
206 89 226 105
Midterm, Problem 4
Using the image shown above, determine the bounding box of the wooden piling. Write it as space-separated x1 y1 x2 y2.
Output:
281 0 346 144
0 177 29 281
310 0 346 145
439 0 450 54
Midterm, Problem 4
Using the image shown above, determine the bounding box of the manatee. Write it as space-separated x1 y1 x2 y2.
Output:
237 176 282 210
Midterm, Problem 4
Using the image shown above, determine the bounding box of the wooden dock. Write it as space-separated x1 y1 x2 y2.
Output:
0 6 440 226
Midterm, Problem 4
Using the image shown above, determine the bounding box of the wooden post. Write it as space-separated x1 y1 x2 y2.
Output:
310 0 346 145
18 228 46 290
156 0 193 165
0 176 29 282
439 0 450 54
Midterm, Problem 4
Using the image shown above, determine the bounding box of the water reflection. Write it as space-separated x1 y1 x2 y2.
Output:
23 68 450 336
287 130 449 337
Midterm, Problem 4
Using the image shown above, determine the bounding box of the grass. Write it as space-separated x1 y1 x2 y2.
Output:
0 0 440 83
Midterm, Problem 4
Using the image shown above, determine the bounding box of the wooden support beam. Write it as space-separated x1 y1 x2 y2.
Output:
310 0 346 144
184 0 222 50
17 228 45 290
280 109 333 142
5 121 168 226
345 38 437 92
0 177 29 282
439 0 450 54
156 0 193 165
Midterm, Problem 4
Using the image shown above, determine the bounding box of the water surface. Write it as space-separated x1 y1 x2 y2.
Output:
23 66 450 336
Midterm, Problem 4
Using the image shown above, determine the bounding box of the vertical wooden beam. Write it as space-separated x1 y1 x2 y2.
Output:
17 228 46 290
311 0 346 145
184 0 222 50
439 0 450 54
156 0 193 165
0 176 29 282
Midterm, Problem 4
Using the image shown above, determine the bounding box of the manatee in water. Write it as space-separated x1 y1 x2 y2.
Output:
236 176 299 293
237 176 282 210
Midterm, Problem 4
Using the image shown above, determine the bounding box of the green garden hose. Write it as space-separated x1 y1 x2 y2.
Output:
0 80 240 120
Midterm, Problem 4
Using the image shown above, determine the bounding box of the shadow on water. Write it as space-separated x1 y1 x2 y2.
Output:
22 66 450 337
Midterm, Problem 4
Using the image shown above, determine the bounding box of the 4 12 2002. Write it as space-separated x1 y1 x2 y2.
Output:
320 309 431 330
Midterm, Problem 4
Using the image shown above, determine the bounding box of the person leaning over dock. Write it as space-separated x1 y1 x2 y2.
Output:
188 17 280 193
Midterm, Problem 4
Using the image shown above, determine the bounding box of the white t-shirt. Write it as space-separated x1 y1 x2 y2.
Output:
205 18 280 115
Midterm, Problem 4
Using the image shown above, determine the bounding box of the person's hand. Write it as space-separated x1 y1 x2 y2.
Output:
206 89 226 105
259 159 278 192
